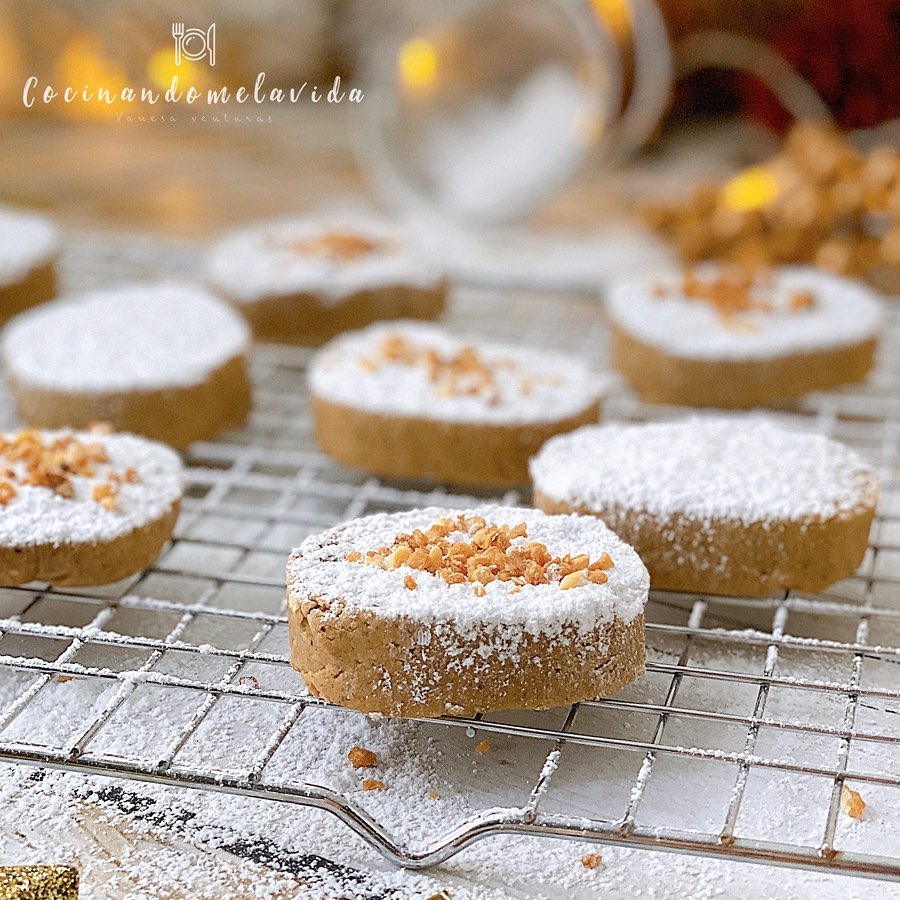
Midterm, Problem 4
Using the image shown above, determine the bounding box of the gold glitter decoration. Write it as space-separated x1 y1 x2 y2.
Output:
0 866 78 899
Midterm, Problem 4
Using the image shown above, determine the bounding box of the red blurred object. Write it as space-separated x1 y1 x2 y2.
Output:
741 0 900 131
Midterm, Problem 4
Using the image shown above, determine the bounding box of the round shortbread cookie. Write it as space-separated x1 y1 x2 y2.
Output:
531 417 879 596
0 429 183 586
0 206 59 327
607 266 883 407
287 504 648 717
207 213 446 345
309 321 607 487
2 282 252 450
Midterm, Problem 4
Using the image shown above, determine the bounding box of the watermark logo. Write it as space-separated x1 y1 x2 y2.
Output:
172 23 216 67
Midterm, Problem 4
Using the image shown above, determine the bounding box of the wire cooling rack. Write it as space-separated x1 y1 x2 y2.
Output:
0 245 898 881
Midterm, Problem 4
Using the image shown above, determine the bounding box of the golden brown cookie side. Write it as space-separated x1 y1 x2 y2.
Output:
611 323 876 408
0 499 179 587
8 354 251 451
312 396 601 488
224 282 447 346
0 261 57 327
534 491 876 596
288 597 645 718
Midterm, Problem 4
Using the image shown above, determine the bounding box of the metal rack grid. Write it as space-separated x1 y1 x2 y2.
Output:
0 271 898 882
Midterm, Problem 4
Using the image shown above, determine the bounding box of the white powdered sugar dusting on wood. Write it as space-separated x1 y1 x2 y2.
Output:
286 505 648 640
607 265 883 361
2 282 250 392
309 321 607 425
530 416 878 526
207 213 444 304
0 430 182 546
0 206 59 286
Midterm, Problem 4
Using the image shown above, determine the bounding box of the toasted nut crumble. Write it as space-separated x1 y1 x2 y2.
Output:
358 334 565 403
580 853 603 870
404 575 417 590
362 778 385 791
0 431 138 512
56 674 74 683
653 268 817 326
349 515 615 594
92 481 119 512
238 675 260 690
290 230 380 261
841 784 866 819
348 746 378 769
428 790 440 800
475 741 491 755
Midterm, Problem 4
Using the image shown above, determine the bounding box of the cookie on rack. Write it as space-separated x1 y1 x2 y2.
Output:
287 505 648 717
2 282 252 450
309 322 606 487
607 265 883 407
0 428 182 586
0 206 59 327
207 213 446 345
531 416 878 596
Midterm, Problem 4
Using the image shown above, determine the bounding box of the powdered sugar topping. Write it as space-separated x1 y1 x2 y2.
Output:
287 505 648 635
530 417 878 525
2 282 250 392
207 213 444 304
607 265 883 360
0 429 182 546
309 321 607 425
0 206 59 286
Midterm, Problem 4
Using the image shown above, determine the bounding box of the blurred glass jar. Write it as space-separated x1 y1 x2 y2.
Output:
358 0 672 224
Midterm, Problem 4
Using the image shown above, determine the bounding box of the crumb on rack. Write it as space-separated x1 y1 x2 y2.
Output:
581 853 603 870
348 746 378 769
841 784 866 819
475 741 491 755
349 515 615 594
238 675 260 690
362 778 385 791
56 675 74 683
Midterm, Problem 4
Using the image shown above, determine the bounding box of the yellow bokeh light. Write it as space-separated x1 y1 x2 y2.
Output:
721 166 781 212
147 47 204 91
397 38 438 90
55 36 129 119
591 0 631 40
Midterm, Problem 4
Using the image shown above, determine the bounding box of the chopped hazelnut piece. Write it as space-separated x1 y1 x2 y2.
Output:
428 790 440 800
404 575 417 590
841 784 866 819
345 551 362 563
92 481 119 512
581 853 603 870
56 674 74 683
348 746 378 769
560 570 587 590
474 741 491 755
362 778 385 791
0 482 15 505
